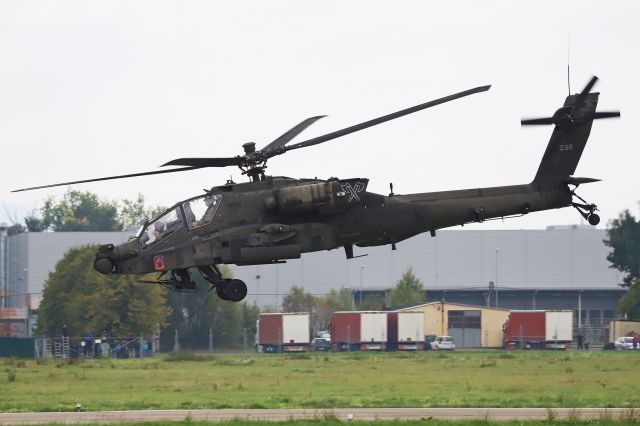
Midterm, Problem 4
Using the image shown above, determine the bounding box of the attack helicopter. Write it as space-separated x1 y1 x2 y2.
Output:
13 76 619 302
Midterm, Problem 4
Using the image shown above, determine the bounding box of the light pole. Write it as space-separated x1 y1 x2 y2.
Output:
495 249 500 308
275 264 279 310
255 272 261 306
359 266 365 308
22 268 29 337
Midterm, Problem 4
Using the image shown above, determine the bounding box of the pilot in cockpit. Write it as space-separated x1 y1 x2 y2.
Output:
198 195 219 225
153 221 165 239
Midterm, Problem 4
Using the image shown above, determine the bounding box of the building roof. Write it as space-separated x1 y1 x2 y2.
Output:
394 301 510 312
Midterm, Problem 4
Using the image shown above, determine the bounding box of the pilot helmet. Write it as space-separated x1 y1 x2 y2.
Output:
204 195 216 207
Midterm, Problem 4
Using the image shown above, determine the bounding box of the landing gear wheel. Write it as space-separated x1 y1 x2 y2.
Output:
225 279 247 302
216 279 232 301
215 279 247 302
571 187 600 227
588 213 601 226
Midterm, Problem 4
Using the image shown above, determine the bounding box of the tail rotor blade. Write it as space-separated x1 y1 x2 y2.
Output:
574 75 598 109
592 111 621 120
521 117 555 126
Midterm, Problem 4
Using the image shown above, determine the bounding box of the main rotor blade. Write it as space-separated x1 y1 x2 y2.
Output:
260 115 326 153
574 75 598 109
280 85 491 153
161 157 241 168
12 166 201 193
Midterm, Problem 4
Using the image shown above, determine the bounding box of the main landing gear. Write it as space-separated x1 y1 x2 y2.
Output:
571 188 600 226
199 265 248 302
142 265 248 302
143 269 198 292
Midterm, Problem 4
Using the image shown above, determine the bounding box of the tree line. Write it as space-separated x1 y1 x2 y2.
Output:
22 190 165 232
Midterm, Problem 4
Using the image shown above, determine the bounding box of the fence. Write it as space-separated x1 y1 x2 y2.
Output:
0 337 35 358
159 328 252 353
32 335 158 359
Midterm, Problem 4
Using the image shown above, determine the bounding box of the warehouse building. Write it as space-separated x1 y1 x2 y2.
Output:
396 301 509 348
0 232 131 336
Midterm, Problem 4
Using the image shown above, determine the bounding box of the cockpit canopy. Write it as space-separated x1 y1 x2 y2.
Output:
138 193 222 249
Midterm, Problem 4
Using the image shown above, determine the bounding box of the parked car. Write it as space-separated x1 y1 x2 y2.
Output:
430 336 455 351
614 336 640 350
311 337 331 352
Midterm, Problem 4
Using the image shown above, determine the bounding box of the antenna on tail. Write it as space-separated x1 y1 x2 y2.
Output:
567 32 572 95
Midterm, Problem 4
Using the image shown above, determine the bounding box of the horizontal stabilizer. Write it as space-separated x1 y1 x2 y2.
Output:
566 176 601 185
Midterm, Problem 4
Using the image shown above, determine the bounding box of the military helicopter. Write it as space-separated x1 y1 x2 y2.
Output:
13 76 619 302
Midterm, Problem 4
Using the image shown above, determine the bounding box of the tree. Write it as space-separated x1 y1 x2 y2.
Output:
25 191 165 232
25 190 121 232
315 288 353 332
618 278 640 320
605 208 640 286
120 194 166 229
281 286 316 313
389 268 426 308
6 223 25 236
162 266 260 350
37 245 170 337
281 286 353 335
360 295 386 311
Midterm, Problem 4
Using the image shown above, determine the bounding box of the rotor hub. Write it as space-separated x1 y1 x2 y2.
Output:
242 142 256 154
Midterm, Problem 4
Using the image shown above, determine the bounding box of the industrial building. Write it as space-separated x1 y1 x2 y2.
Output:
0 230 131 336
396 302 509 348
0 224 626 340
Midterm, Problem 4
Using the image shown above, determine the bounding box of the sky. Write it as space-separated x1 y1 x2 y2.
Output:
1 1 638 231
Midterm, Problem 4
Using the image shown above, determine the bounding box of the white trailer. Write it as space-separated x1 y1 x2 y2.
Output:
360 312 388 350
397 312 425 350
282 313 309 346
256 312 310 353
545 311 573 345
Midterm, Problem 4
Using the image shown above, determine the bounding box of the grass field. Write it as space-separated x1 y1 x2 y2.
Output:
1 351 639 412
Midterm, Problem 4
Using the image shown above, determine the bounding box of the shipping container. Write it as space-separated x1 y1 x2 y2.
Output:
256 312 309 353
397 312 425 350
387 312 425 351
331 311 387 351
503 310 573 349
545 311 573 342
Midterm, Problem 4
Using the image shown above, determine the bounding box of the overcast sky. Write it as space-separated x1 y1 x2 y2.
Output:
1 1 638 230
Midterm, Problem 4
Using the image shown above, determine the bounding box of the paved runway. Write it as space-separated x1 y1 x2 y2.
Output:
0 408 635 424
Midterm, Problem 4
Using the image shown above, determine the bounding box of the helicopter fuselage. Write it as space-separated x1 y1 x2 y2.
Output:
96 175 571 278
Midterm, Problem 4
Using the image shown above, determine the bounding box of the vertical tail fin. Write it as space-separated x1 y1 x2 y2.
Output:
531 93 598 189
521 76 619 190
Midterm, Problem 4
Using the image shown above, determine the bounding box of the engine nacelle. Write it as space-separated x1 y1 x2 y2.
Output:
270 178 369 214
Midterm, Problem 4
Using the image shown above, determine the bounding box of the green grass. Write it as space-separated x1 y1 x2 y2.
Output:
1 351 640 412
